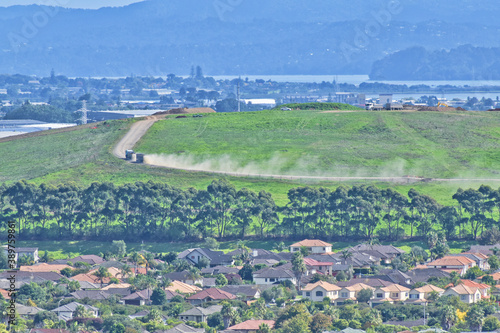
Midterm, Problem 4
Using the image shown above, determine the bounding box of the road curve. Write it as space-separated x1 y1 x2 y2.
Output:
112 116 500 184
112 116 162 159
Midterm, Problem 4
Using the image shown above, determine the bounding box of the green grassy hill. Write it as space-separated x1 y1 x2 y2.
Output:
2 109 500 207
136 110 500 179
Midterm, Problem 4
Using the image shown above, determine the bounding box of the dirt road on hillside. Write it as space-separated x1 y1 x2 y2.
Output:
113 116 500 184
112 115 163 159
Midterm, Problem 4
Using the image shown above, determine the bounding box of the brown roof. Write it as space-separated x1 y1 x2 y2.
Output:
187 287 237 301
486 272 500 281
71 273 112 284
291 239 332 247
101 283 131 290
448 284 479 295
0 288 10 299
227 320 275 331
166 280 202 294
427 256 475 266
381 284 410 292
20 263 73 273
345 283 374 291
414 285 444 293
459 280 490 290
302 281 341 292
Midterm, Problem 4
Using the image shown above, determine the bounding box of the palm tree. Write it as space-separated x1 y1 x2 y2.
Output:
119 264 132 279
186 267 202 284
340 249 353 265
292 251 307 291
93 267 111 287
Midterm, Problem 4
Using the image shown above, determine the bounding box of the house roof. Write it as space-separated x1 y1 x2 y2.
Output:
291 239 332 247
413 285 444 293
187 288 237 301
381 284 410 292
101 283 131 290
0 271 64 282
336 278 393 288
0 288 10 299
468 244 500 256
447 284 479 295
71 273 112 284
15 303 44 315
30 329 71 333
485 272 500 281
178 248 234 266
253 266 295 279
302 281 341 292
69 290 112 300
68 255 105 265
201 265 240 275
166 280 202 294
427 256 476 266
345 283 374 291
52 301 98 313
179 305 222 317
220 285 261 298
122 289 153 301
304 258 333 266
19 263 72 273
227 320 275 331
459 280 490 290
406 267 450 283
158 323 206 333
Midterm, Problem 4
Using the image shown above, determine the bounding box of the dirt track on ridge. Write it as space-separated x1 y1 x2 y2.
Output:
112 115 163 159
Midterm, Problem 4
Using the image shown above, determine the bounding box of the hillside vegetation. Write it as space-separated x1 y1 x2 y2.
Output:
136 110 500 179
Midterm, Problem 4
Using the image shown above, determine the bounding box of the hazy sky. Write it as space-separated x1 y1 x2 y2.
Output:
0 0 145 9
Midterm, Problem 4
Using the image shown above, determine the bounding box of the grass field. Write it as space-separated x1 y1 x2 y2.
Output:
1 110 500 208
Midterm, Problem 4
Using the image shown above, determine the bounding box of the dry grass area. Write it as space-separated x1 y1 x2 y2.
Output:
153 107 216 115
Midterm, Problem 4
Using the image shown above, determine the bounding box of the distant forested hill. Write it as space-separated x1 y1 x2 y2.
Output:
0 0 499 76
370 45 500 80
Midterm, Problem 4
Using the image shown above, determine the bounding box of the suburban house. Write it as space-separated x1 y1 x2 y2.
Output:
165 270 204 286
426 256 476 275
459 280 490 299
290 239 332 254
443 284 482 304
450 253 490 271
335 283 374 306
220 285 262 301
166 280 202 295
179 305 222 323
186 288 237 305
349 244 406 264
122 289 153 306
2 246 39 264
178 248 234 267
51 301 99 321
304 258 334 275
301 281 341 302
224 320 276 333
406 285 445 303
162 323 205 333
369 284 410 306
252 266 297 285
19 263 71 273
69 290 112 301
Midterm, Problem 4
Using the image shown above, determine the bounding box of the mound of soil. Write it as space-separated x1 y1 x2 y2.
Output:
153 107 216 116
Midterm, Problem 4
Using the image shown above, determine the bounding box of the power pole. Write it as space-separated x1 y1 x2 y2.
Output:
77 100 88 124
237 76 241 112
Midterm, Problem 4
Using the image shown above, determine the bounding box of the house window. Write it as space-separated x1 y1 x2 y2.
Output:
316 291 324 297
341 292 348 298
376 293 383 298
306 292 311 297
409 294 419 299
270 278 276 282
461 295 466 301
265 278 268 282
391 293 399 298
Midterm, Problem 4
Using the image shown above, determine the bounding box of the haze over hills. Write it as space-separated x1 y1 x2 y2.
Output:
0 0 499 77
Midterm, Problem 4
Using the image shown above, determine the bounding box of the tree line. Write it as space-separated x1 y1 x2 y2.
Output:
1 180 500 242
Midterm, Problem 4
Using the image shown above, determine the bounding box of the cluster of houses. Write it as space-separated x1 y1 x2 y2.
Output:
2 240 500 333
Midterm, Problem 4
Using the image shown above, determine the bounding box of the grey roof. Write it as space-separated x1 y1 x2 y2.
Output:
350 244 405 256
467 244 500 256
69 255 105 265
253 266 295 279
165 271 193 281
156 323 205 333
69 290 112 300
407 268 450 283
74 280 100 290
220 285 261 298
375 269 414 287
251 259 280 266
202 277 217 287
130 310 150 318
201 266 240 275
385 318 426 327
179 305 222 317
336 278 393 288
52 301 98 313
102 287 133 296
178 248 234 266
0 271 63 282
122 289 153 301
15 303 44 316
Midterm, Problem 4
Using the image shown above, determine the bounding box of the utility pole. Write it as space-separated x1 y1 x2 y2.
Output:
77 100 88 124
237 76 241 112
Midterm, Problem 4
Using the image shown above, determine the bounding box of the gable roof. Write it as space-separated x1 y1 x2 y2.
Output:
291 239 332 247
201 265 240 275
302 281 341 292
381 284 410 292
336 278 393 288
220 285 261 298
345 283 374 291
159 323 206 333
187 288 237 301
19 263 72 273
447 284 480 295
427 256 476 266
253 266 295 279
122 289 153 301
413 285 445 293
68 255 105 265
179 305 222 317
178 248 234 265
304 258 333 266
101 283 131 290
227 320 275 331
459 280 490 290
69 290 112 300
166 280 202 294
51 301 98 313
